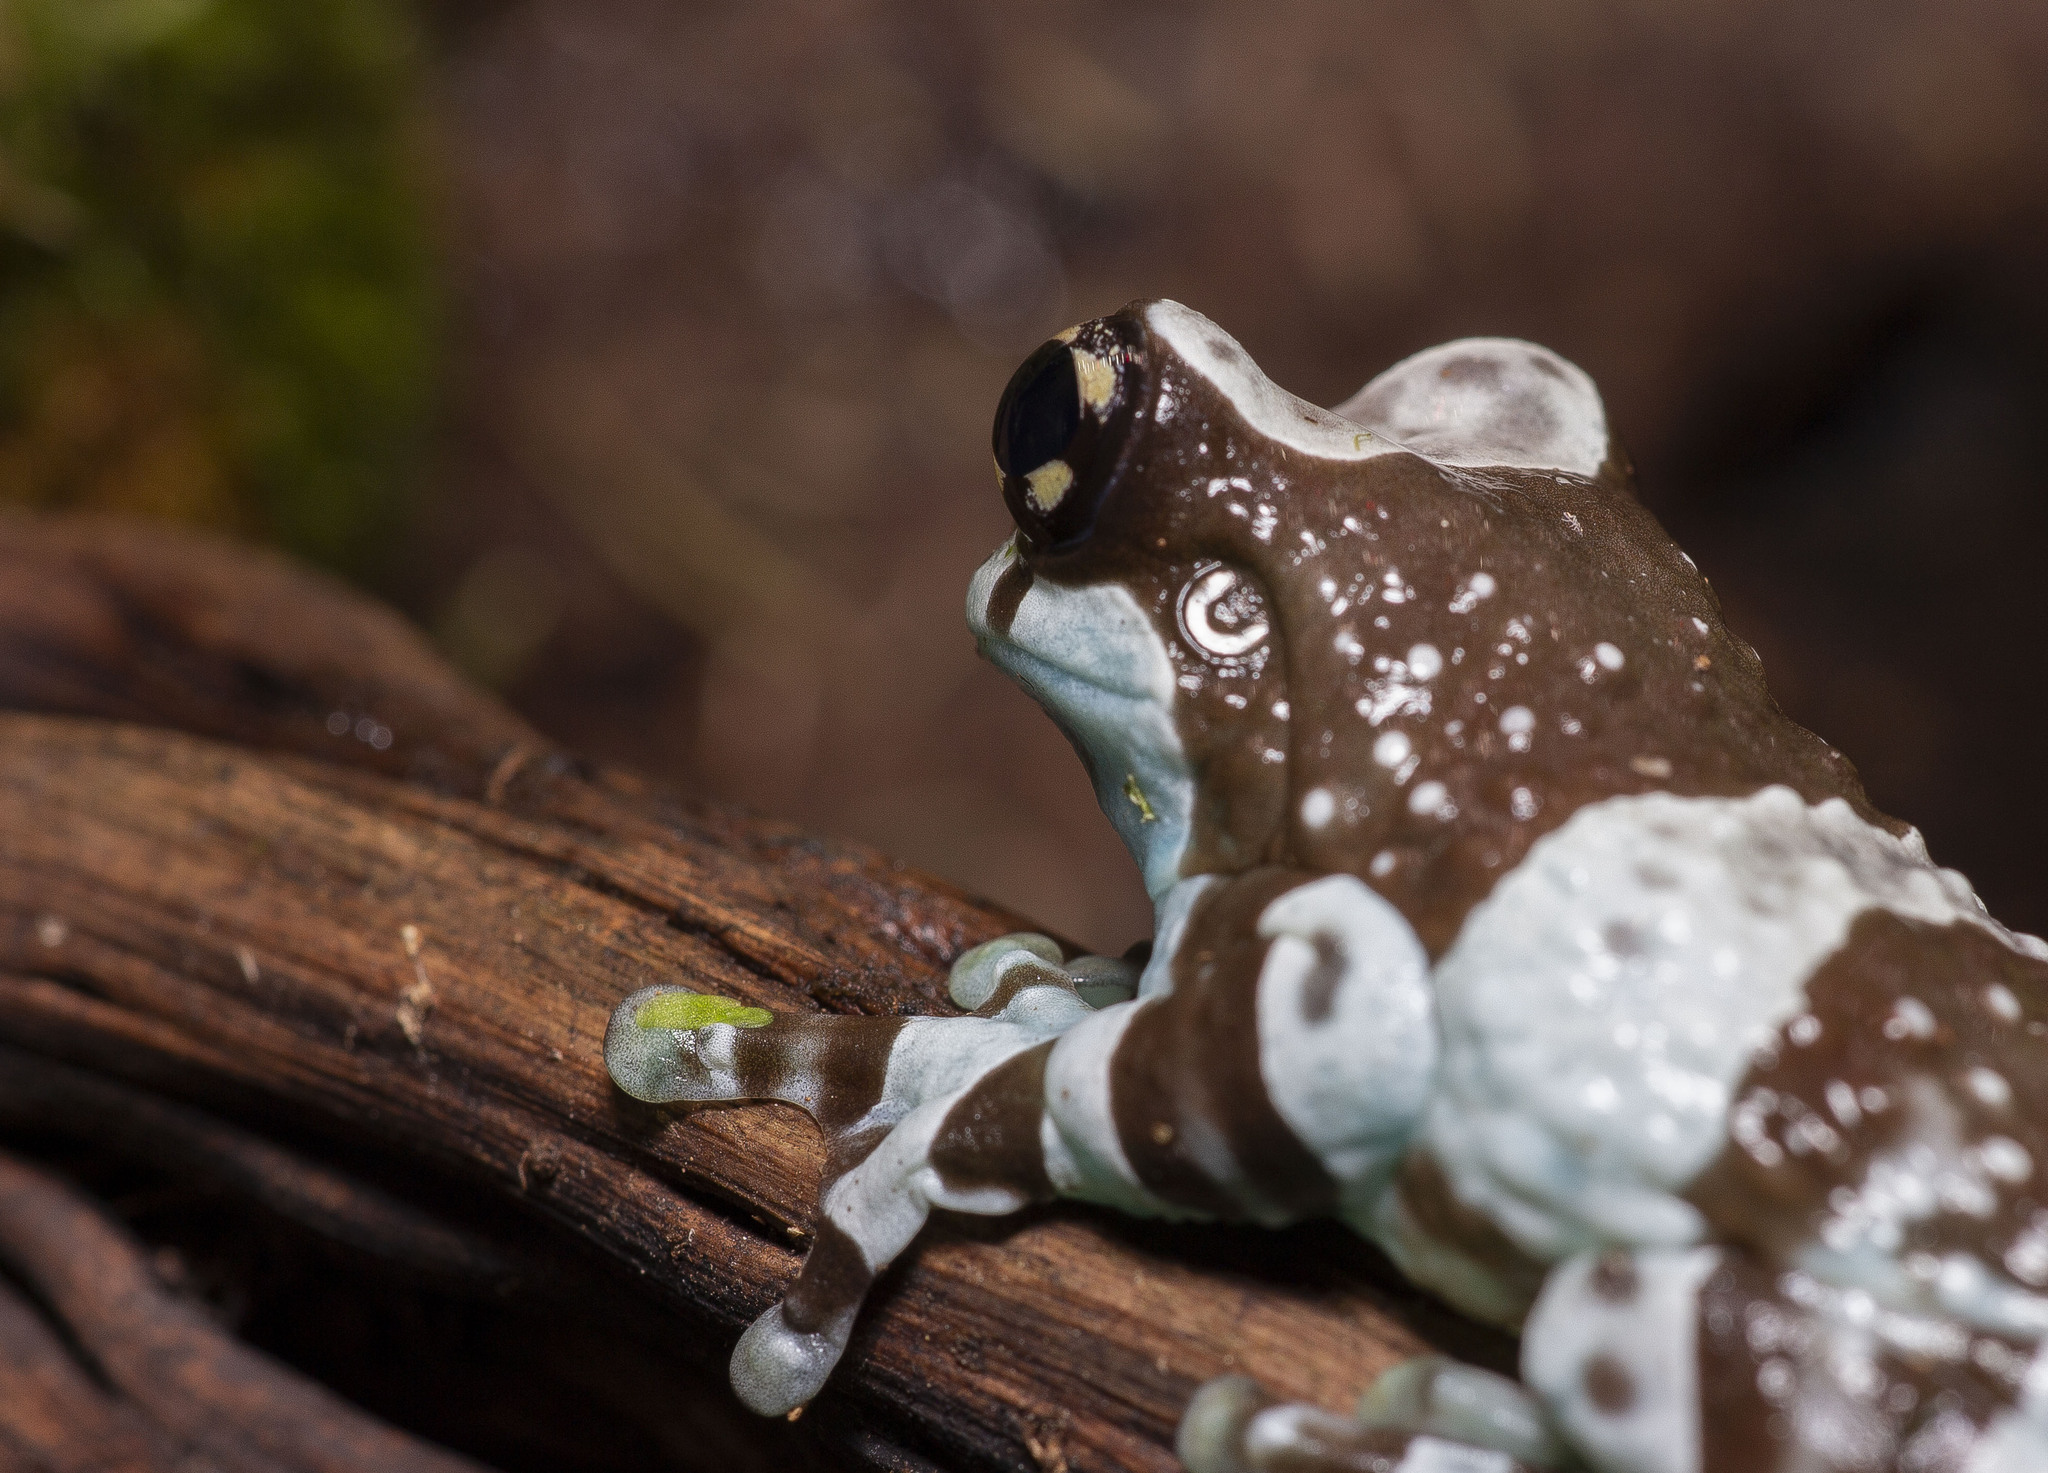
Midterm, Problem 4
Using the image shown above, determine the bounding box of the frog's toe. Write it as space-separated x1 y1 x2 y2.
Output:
1178 1373 1538 1473
605 982 924 1124
1178 1376 1276 1473
949 932 1140 1012
948 932 1062 1009
729 1299 856 1416
1064 951 1141 1009
604 984 771 1103
1357 1356 1567 1468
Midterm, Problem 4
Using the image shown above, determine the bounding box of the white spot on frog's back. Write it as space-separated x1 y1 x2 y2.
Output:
1072 348 1115 412
1409 780 1455 819
967 545 1193 900
1333 337 1610 478
1449 571 1497 614
1418 786 2007 1265
1886 997 1937 1040
1967 1066 2014 1109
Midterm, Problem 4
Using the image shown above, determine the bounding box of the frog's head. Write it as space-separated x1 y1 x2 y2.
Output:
969 300 1630 906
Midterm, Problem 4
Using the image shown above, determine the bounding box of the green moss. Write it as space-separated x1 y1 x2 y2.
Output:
634 991 776 1033
0 0 437 577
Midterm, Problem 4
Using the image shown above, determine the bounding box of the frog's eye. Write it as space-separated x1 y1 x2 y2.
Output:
992 320 1143 552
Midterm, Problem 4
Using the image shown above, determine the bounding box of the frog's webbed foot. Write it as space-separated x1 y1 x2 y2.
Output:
1179 1368 1555 1473
605 943 1110 1413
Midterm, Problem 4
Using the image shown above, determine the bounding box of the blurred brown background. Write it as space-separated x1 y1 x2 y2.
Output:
8 0 2048 950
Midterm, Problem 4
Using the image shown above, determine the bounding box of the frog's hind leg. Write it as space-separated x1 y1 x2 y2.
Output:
1523 1244 2048 1473
1179 1368 1556 1473
605 957 1094 1414
1182 1237 2048 1473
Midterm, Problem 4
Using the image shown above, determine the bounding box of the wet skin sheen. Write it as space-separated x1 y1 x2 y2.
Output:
607 301 2048 1473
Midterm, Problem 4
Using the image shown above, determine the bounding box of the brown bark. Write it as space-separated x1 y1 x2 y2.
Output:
0 513 1510 1472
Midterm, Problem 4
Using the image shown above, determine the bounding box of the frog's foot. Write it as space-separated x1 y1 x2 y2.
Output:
1179 1374 1543 1473
605 956 1101 1414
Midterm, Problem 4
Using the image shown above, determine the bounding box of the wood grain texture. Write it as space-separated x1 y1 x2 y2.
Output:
0 514 1510 1471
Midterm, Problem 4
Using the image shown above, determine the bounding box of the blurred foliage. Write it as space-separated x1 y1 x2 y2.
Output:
0 0 436 576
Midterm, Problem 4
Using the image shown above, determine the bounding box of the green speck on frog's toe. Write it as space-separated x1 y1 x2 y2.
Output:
633 990 773 1032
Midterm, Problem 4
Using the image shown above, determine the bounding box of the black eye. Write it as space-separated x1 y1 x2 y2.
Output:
991 315 1145 553
992 340 1079 481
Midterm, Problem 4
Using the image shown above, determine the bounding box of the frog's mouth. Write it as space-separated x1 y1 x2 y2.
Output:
967 541 1193 901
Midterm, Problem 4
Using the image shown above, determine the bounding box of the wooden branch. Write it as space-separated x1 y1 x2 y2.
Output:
0 1045 523 1295
0 511 543 798
0 514 1511 1471
0 1149 491 1473
0 1270 192 1473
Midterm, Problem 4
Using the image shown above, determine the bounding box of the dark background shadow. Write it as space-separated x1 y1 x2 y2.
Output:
5 0 2046 949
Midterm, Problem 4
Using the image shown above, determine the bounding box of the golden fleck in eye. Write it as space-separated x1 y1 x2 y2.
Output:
1072 349 1115 412
1025 460 1073 512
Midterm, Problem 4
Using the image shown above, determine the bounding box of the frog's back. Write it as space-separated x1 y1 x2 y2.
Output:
1254 439 1896 959
1402 785 2047 1270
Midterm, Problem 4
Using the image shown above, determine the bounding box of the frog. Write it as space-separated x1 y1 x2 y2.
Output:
606 299 2048 1473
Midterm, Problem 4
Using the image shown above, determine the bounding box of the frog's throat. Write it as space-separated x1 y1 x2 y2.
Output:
968 543 1193 901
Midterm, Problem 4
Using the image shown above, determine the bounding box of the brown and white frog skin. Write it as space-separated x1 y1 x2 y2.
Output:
608 300 2048 1473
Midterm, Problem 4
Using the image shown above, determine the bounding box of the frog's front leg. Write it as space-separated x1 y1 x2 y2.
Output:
606 945 1100 1413
608 867 1435 1414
